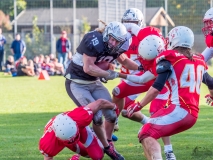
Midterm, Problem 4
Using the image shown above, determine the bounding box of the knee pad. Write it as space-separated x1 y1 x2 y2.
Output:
112 87 120 96
93 110 103 126
121 109 128 117
103 109 117 123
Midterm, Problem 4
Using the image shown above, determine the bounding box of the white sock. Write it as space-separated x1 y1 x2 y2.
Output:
164 144 173 153
140 114 149 124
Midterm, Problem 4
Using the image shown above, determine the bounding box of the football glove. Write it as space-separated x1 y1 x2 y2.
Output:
205 34 213 48
205 94 213 106
104 70 119 80
127 102 142 117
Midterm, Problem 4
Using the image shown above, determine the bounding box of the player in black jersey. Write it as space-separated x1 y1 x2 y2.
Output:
65 21 139 160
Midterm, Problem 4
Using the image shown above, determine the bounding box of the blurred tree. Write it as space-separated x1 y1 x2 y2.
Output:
80 17 91 34
25 16 50 58
0 0 26 20
0 10 12 30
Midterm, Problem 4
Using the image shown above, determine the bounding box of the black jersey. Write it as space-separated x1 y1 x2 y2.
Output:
65 30 131 81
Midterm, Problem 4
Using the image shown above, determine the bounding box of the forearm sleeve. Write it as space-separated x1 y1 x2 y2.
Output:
126 71 155 84
202 72 213 90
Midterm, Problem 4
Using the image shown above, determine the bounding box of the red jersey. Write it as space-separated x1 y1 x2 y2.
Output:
120 35 139 74
155 50 207 117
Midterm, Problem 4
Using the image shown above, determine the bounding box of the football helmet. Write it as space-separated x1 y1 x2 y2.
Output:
138 35 165 60
52 114 79 143
103 21 128 54
202 8 213 36
121 8 144 27
166 26 194 50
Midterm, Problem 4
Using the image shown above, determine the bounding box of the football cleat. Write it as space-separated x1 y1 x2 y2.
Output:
104 144 125 160
165 151 176 160
69 154 80 160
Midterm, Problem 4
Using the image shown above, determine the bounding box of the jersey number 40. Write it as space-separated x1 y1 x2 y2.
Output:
180 64 205 94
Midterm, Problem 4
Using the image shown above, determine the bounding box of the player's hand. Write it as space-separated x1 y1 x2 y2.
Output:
205 34 213 48
113 105 120 117
104 70 119 80
127 102 142 117
205 94 213 106
138 64 144 71
100 77 108 83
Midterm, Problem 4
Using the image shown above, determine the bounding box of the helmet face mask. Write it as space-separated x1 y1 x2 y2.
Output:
121 8 144 27
103 21 128 54
202 8 213 36
202 20 213 36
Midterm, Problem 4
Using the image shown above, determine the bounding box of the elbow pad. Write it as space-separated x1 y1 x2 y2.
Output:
156 60 172 74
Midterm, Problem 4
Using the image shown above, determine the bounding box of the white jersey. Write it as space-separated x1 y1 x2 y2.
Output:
201 47 213 62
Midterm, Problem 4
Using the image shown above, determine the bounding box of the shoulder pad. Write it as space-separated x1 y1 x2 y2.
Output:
83 31 104 53
156 60 172 74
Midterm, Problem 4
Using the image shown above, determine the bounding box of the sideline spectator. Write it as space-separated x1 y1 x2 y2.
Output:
17 57 34 76
10 33 26 61
56 31 72 68
41 55 55 76
4 55 16 75
0 27 6 71
52 58 64 75
33 56 41 76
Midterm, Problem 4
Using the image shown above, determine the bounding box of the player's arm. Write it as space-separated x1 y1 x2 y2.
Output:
138 60 172 108
201 47 213 62
202 72 213 106
86 99 116 114
123 23 140 36
118 70 156 84
83 54 110 77
117 53 139 70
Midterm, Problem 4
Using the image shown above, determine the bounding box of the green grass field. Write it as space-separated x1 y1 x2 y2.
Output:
0 72 213 160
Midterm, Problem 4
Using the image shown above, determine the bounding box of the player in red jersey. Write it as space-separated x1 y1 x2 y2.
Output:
39 99 122 160
200 7 213 105
112 8 145 132
126 26 213 160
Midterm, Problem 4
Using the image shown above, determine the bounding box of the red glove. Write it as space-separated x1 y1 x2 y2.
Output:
127 102 142 117
205 94 213 106
205 34 213 48
113 105 120 117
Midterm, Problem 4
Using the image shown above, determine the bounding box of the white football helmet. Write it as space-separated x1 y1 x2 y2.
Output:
103 21 128 43
103 21 128 54
202 8 213 36
138 35 165 60
166 26 194 50
121 8 144 28
52 114 79 143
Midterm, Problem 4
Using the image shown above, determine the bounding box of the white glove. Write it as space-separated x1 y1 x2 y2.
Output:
122 23 140 36
104 70 119 80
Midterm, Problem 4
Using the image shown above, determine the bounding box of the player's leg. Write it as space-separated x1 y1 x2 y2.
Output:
149 86 176 160
138 104 197 159
65 80 109 148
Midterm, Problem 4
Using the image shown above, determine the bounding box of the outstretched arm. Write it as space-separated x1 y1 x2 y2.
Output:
86 99 117 114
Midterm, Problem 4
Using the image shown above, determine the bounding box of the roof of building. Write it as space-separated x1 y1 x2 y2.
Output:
12 7 174 27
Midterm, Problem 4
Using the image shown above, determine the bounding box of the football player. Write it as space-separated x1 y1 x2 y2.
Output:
64 21 140 160
113 8 145 132
39 99 119 160
201 7 213 105
127 26 213 160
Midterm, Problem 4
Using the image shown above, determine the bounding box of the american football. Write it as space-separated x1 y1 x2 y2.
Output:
96 61 110 70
